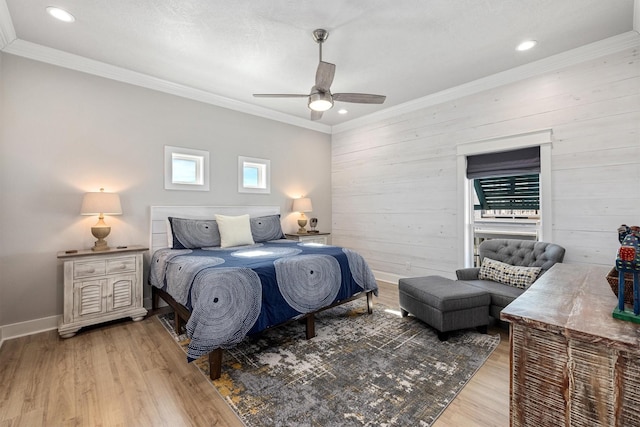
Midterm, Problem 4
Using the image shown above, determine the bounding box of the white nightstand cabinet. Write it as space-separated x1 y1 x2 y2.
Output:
285 232 330 245
57 245 148 338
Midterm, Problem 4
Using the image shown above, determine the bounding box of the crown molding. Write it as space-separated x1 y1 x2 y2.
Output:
332 31 640 134
0 0 16 49
1 39 332 134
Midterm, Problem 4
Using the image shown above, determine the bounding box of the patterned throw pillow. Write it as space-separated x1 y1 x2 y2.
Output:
478 257 542 289
250 215 284 242
169 217 221 249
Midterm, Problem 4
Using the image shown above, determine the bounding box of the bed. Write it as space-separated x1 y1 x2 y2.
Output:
149 205 378 379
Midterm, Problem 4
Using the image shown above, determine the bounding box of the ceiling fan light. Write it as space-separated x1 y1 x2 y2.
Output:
308 93 333 112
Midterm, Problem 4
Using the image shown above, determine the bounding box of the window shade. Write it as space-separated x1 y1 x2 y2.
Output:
466 146 540 179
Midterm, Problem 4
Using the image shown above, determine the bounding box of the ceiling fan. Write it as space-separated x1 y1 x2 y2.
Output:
253 29 386 121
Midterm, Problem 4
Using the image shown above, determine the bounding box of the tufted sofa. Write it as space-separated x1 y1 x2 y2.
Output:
456 239 566 319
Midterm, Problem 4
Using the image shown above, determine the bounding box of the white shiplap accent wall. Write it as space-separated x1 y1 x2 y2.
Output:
332 46 640 281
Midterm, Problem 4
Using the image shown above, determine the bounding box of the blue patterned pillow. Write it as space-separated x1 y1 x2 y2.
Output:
250 215 284 243
168 217 221 249
478 257 541 289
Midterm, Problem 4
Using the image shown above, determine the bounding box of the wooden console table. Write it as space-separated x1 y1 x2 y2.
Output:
501 264 640 427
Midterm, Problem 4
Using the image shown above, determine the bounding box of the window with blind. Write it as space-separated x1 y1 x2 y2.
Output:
468 146 540 219
467 147 541 265
456 128 553 268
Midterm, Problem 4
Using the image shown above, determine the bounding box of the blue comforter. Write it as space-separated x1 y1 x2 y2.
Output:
150 240 378 360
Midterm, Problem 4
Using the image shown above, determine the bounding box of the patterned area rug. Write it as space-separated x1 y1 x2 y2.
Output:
158 300 500 427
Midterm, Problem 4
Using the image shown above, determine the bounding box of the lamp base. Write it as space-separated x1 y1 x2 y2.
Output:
92 240 110 252
91 225 111 251
297 218 308 234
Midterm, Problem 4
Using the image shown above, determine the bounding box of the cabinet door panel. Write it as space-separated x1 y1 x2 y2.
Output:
75 279 106 317
110 276 135 310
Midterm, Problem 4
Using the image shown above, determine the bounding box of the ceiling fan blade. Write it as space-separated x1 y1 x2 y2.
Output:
310 110 323 121
332 93 386 104
253 94 309 98
315 61 335 92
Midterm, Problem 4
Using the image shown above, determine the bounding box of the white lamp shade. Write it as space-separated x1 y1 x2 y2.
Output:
81 190 122 215
292 197 313 213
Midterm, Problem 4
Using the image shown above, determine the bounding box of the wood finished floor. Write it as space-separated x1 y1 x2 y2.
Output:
0 281 510 426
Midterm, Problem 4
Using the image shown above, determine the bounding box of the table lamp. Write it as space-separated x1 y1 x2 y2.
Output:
81 188 122 251
292 197 313 234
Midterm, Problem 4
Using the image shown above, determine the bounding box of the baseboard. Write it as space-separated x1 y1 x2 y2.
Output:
0 314 61 349
373 270 458 284
372 270 402 285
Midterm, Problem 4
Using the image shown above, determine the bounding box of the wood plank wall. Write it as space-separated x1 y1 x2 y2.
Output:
331 47 640 280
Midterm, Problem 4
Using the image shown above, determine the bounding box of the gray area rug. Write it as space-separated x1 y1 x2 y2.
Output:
159 300 499 427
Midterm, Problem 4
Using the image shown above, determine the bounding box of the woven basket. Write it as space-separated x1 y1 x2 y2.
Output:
606 268 635 305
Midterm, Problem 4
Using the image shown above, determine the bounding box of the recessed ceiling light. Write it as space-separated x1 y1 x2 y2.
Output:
516 40 537 51
46 6 75 23
338 109 348 115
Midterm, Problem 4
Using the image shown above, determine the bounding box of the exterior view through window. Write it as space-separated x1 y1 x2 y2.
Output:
472 173 540 266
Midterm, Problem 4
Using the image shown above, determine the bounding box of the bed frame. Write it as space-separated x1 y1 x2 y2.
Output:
149 205 374 380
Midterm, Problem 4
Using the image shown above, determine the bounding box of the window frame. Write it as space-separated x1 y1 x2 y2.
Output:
164 145 210 191
456 129 553 268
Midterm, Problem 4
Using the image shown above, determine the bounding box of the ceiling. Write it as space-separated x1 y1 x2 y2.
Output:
0 0 638 131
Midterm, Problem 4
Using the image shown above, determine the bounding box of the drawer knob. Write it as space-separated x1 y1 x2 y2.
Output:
87 268 95 273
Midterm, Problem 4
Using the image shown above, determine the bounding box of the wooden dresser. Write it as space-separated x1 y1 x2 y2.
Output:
501 264 640 427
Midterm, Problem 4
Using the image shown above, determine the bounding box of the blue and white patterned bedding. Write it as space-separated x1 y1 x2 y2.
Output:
149 240 378 360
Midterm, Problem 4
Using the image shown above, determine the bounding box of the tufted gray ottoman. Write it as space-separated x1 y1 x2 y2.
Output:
398 276 490 341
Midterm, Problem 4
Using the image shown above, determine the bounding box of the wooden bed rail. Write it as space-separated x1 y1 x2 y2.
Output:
152 286 375 380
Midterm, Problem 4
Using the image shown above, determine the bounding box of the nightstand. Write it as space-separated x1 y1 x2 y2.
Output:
57 245 148 338
285 232 330 245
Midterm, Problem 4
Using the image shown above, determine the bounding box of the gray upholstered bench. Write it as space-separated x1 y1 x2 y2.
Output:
398 276 491 341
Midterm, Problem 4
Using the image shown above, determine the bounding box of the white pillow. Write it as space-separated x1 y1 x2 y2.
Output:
214 214 255 248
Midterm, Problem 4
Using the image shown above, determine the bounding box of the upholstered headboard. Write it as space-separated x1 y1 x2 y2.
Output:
149 205 280 254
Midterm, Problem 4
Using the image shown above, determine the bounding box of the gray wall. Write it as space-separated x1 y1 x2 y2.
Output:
0 53 332 327
332 46 640 280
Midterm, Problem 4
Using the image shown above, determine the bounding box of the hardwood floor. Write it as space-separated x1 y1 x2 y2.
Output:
0 281 510 426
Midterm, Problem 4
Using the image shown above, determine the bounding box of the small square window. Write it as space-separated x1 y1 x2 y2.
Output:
164 146 209 191
238 156 270 194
